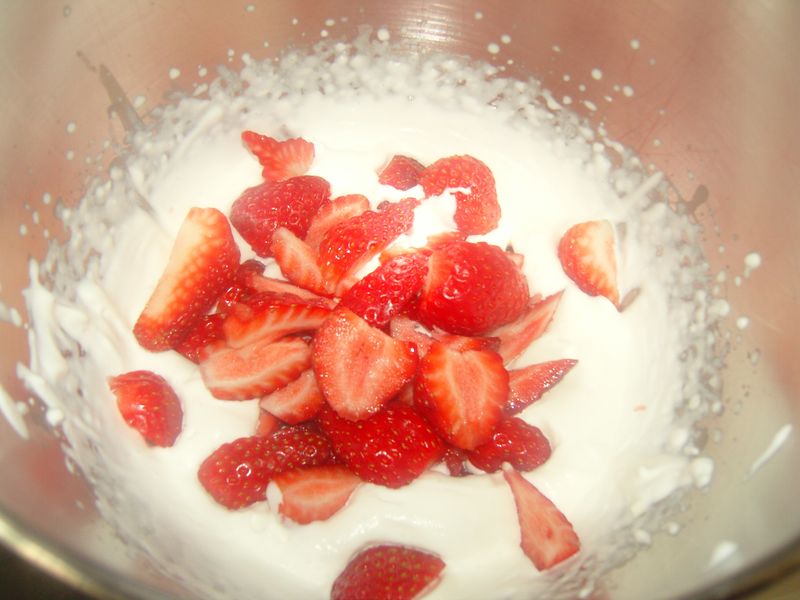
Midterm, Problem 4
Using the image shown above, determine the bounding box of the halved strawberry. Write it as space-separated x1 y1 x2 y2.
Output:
467 418 552 473
198 426 333 509
420 155 500 235
134 207 240 351
199 337 311 400
317 198 417 295
313 308 418 421
331 544 445 600
442 446 470 477
304 194 370 251
272 465 361 524
417 240 529 336
389 316 434 357
414 340 509 450
260 369 325 424
319 403 444 488
339 253 429 328
558 220 620 307
378 155 425 190
506 359 578 415
246 272 334 305
222 294 331 348
174 313 225 364
271 227 332 296
241 131 315 182
230 175 330 257
216 259 266 316
107 370 183 447
503 467 580 571
491 292 563 364
255 409 282 437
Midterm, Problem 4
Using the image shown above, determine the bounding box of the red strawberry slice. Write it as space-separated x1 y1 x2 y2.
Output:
134 207 240 351
260 369 325 424
420 155 500 235
467 417 552 473
436 334 501 353
198 426 333 509
199 337 311 400
442 446 470 477
304 194 370 251
558 220 620 307
417 240 529 336
414 340 509 450
230 175 330 257
216 259 266 316
246 272 334 306
241 131 315 182
107 370 183 447
389 316 434 357
317 198 417 295
378 154 426 190
503 467 580 570
339 253 429 328
174 313 226 364
272 465 361 524
320 403 444 488
255 409 282 437
222 294 331 348
313 308 418 421
271 226 332 296
491 292 563 364
331 544 445 600
506 359 578 415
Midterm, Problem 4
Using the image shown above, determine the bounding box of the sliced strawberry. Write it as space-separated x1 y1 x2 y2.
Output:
467 418 551 473
174 313 226 364
304 194 370 251
255 409 282 437
414 340 509 450
230 175 330 257
272 465 361 524
197 426 333 509
199 337 311 400
420 155 500 235
558 220 620 307
271 227 332 296
313 308 418 421
425 230 467 249
491 292 563 364
245 272 334 305
320 403 444 488
506 359 578 415
442 446 470 477
107 370 183 447
216 259 266 316
331 544 445 600
503 467 580 571
223 294 331 348
506 251 525 269
260 369 325 424
134 207 240 351
417 240 529 336
389 316 434 357
317 198 417 295
241 131 315 182
437 334 501 353
339 253 429 328
378 154 426 190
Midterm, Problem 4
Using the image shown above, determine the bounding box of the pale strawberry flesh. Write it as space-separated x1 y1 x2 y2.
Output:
200 337 311 400
260 368 325 424
506 359 578 415
273 465 361 524
313 308 418 421
271 226 332 296
558 220 620 307
108 370 183 447
492 292 564 364
304 193 370 251
241 130 315 182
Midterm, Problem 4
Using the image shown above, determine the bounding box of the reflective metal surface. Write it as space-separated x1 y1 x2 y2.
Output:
0 1 798 598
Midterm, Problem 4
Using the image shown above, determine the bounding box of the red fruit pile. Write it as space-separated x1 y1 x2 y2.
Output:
110 131 625 593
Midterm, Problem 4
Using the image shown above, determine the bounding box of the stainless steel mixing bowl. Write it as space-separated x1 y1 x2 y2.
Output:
1 1 798 598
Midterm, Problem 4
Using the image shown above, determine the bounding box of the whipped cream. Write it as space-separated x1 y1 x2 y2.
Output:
18 38 723 600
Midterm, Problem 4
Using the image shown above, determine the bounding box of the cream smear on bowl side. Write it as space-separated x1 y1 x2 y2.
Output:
15 36 726 600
